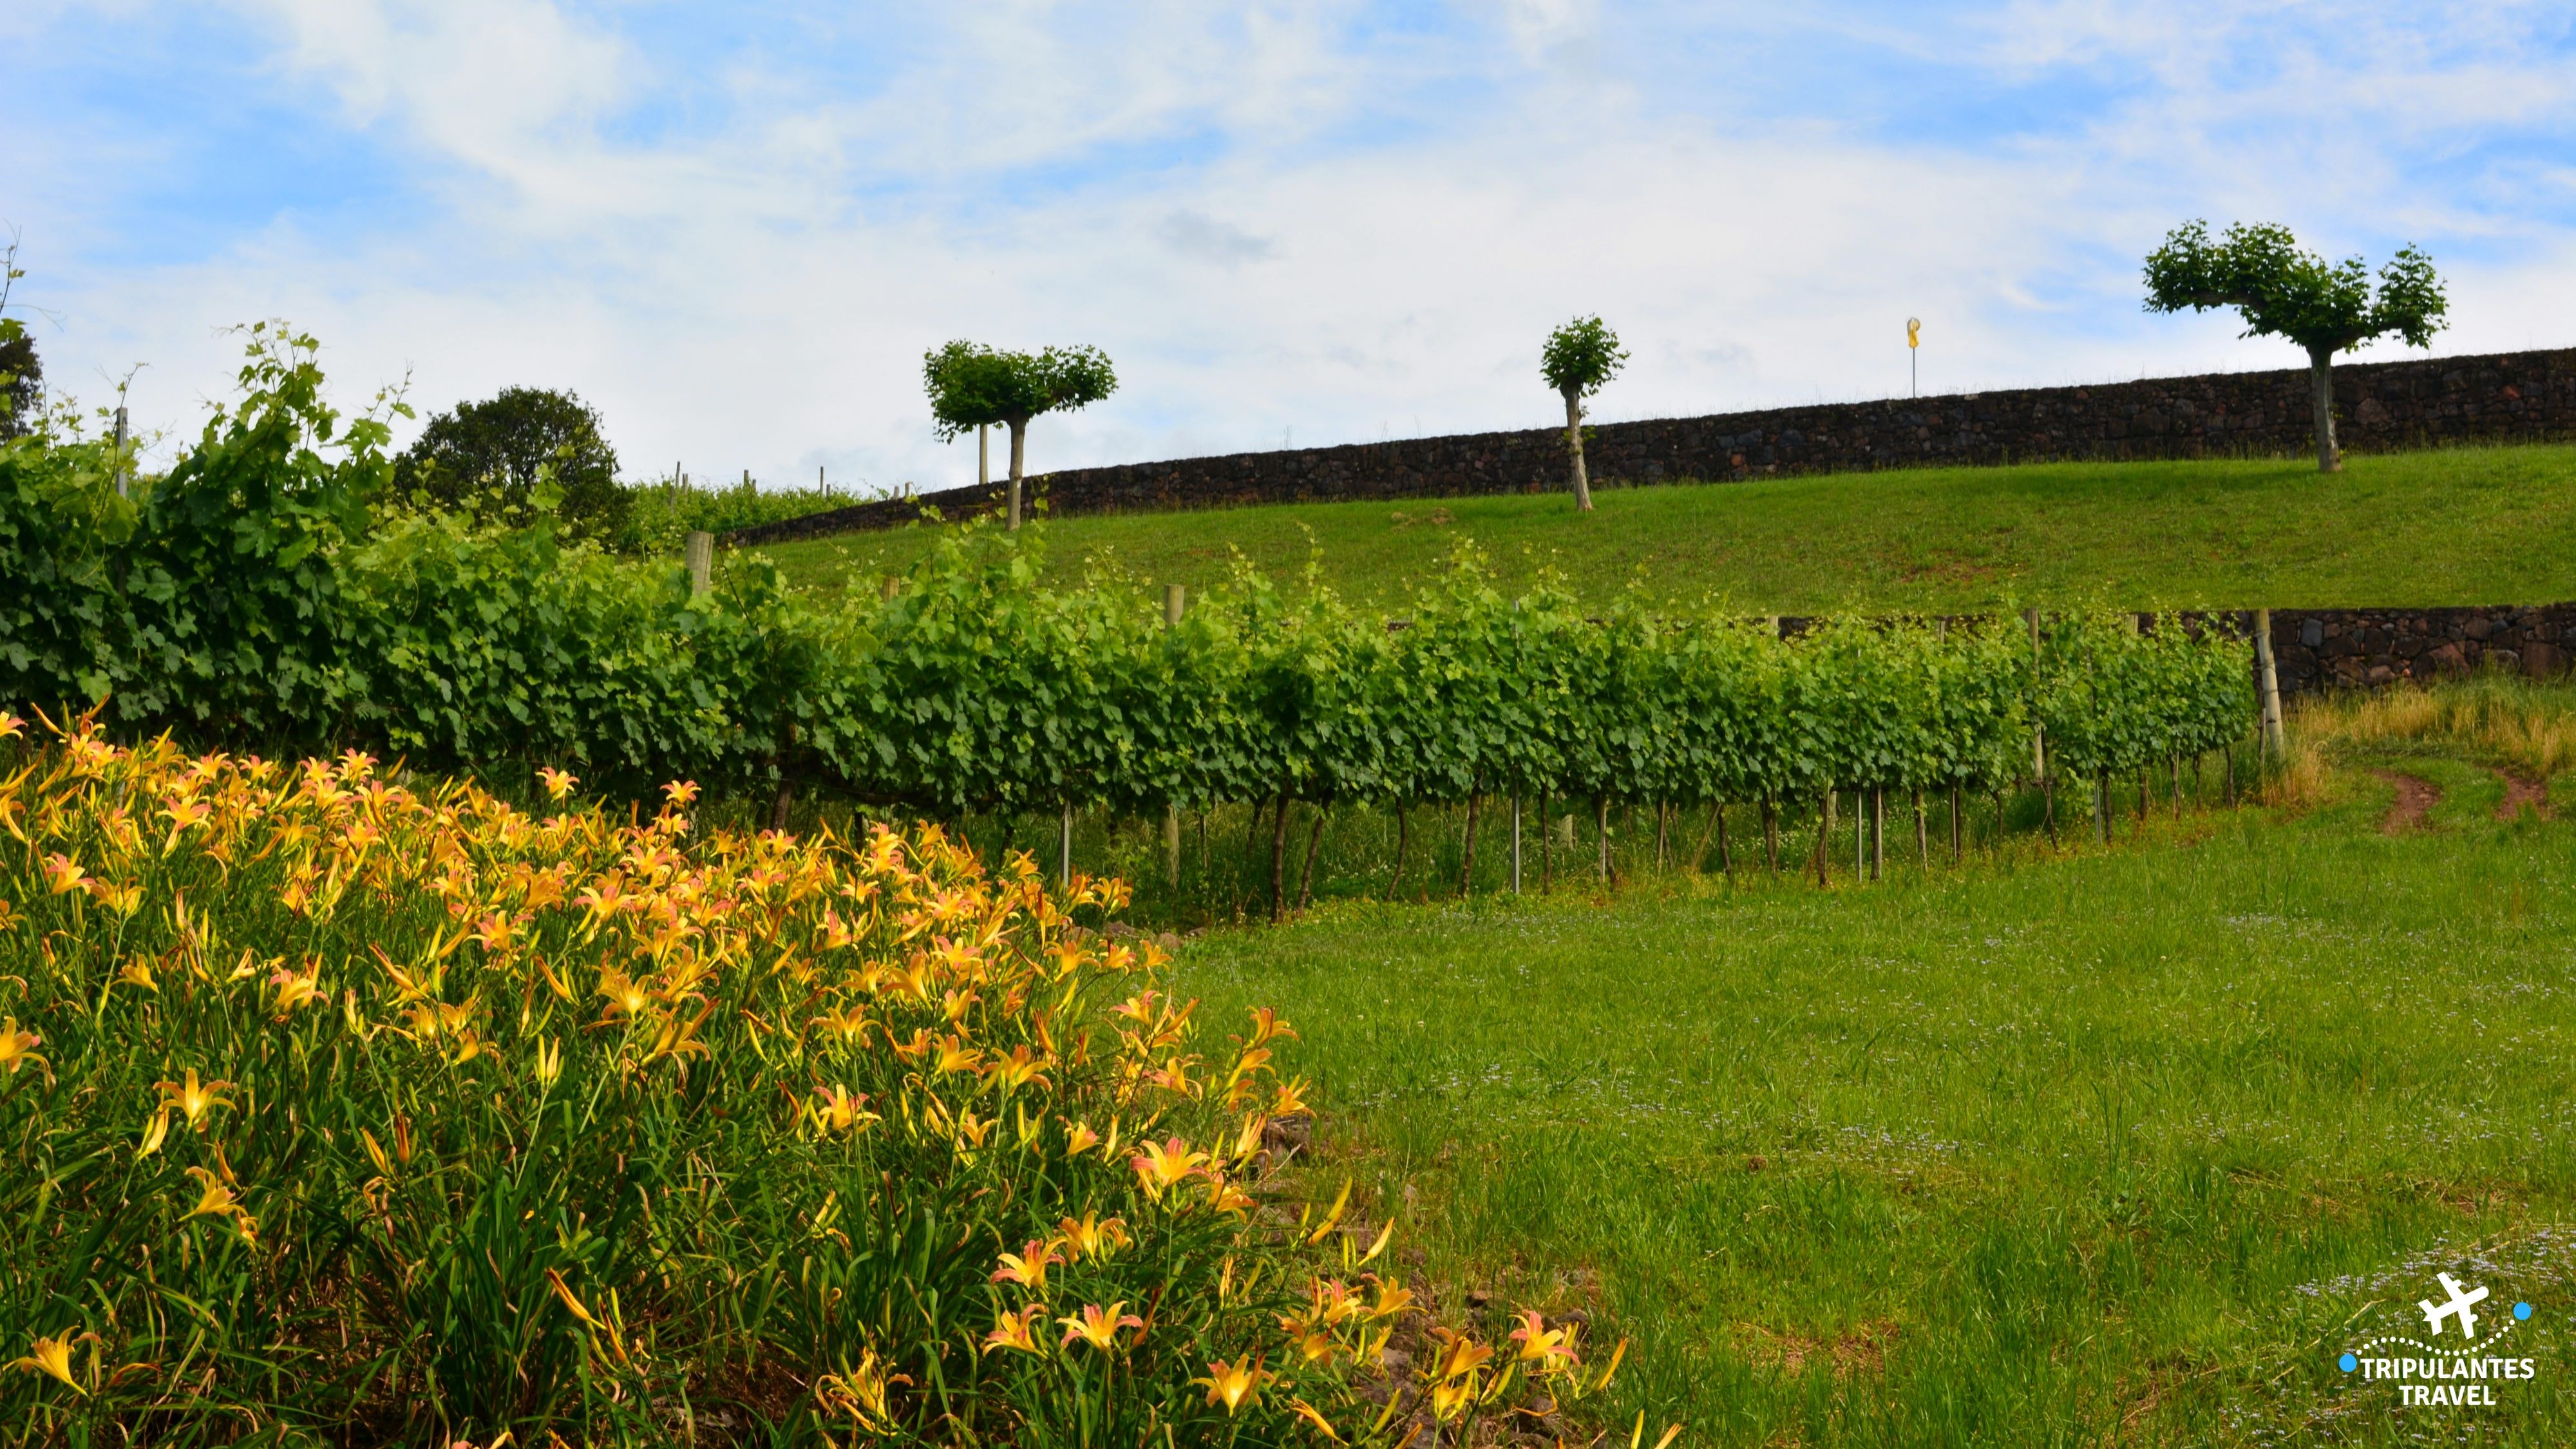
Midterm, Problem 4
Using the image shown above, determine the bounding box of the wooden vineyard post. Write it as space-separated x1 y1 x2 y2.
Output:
1060 804 1074 889
2025 608 2046 782
2253 608 2285 761
1164 584 1186 887
685 531 714 598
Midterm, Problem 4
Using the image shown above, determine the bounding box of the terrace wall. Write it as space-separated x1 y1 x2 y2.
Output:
727 346 2576 545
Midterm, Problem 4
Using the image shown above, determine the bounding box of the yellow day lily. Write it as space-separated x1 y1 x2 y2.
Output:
532 1037 564 1088
932 1034 982 1077
1056 1301 1144 1353
1368 1276 1416 1320
814 1349 909 1429
1425 1326 1493 1385
1130 1137 1211 1200
1290 1399 1344 1442
809 1001 872 1049
536 766 578 802
118 958 157 992
981 1043 1050 1091
596 967 657 1023
808 1084 877 1135
1193 1354 1271 1416
137 1110 171 1159
6 1334 84 1394
1508 1309 1581 1369
983 1303 1046 1356
990 1240 1062 1291
0 1018 46 1078
156 1068 234 1129
269 965 326 1014
183 1167 257 1242
1063 1120 1101 1155
42 853 90 895
1054 1211 1129 1263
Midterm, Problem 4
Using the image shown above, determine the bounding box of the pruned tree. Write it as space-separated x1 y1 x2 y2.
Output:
925 341 1118 529
1540 316 1626 511
2143 221 2447 473
0 234 41 440
394 386 629 540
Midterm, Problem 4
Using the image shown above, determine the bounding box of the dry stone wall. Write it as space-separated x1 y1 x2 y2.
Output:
728 346 2576 545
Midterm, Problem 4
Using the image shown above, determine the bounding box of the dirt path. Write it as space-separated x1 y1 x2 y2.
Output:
2497 770 2552 821
2373 770 2438 835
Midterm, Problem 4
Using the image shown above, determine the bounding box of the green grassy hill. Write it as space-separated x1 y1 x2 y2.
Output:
748 444 2576 612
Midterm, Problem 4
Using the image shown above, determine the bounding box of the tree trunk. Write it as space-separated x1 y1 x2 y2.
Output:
1269 791 1293 922
1655 800 1669 867
2307 352 2341 473
1714 804 1732 875
1298 806 1327 911
1812 789 1833 886
1915 789 1928 866
1459 792 1481 896
1007 417 1030 528
1690 802 1717 873
1949 783 1962 864
1562 386 1593 511
978 423 989 489
770 780 794 832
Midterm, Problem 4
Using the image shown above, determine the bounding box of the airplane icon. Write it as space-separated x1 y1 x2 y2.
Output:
2420 1274 2491 1339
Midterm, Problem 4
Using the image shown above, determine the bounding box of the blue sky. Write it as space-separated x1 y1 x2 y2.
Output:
10 1 2576 493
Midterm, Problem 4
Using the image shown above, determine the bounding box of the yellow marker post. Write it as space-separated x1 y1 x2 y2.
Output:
1906 316 1922 398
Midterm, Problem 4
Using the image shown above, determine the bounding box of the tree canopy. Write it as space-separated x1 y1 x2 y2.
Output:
2143 221 2446 362
925 341 1118 438
0 240 38 440
1540 316 1627 399
393 386 628 542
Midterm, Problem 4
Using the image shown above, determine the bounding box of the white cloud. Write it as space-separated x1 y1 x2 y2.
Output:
19 1 2576 493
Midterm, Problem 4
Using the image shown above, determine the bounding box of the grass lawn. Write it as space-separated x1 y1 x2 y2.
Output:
1166 697 2576 1445
744 444 2576 614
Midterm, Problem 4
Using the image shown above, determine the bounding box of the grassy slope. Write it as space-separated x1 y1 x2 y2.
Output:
750 444 2576 612
1170 737 2576 1445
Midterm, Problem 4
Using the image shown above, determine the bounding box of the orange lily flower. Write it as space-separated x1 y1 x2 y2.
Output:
990 1239 1062 1291
0 1018 45 1078
1424 1326 1492 1385
42 853 90 895
1057 1301 1144 1352
1508 1309 1581 1368
1054 1211 1129 1262
810 1084 878 1135
933 1034 982 1076
983 1303 1046 1356
1131 1137 1211 1200
1193 1355 1271 1415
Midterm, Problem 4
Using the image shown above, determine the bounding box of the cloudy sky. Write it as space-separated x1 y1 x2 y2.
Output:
9 1 2576 493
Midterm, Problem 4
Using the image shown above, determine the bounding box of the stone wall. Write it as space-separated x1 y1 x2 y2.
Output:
2260 605 2573 694
727 346 2576 545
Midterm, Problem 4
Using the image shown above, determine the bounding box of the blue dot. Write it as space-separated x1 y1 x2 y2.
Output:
2340 1352 2358 1372
2516 1302 2533 1320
